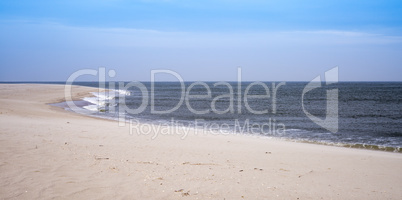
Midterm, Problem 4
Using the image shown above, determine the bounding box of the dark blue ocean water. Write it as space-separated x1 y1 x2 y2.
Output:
57 81 401 151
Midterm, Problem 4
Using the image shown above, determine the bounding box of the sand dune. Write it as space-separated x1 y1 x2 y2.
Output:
0 84 401 199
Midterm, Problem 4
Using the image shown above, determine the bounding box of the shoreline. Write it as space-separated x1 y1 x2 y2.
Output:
1 84 401 199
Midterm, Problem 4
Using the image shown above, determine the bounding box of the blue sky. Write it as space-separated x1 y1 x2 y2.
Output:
0 0 401 81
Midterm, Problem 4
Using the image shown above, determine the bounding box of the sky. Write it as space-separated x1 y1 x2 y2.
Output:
0 0 401 81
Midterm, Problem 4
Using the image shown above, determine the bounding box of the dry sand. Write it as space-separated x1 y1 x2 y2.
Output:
0 84 401 199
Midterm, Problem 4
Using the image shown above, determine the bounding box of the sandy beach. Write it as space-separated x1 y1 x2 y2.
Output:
0 84 401 199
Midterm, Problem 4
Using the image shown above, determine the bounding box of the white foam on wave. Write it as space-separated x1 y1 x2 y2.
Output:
83 104 100 112
81 89 131 112
115 89 131 96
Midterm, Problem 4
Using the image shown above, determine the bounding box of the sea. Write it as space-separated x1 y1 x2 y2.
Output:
10 81 402 152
